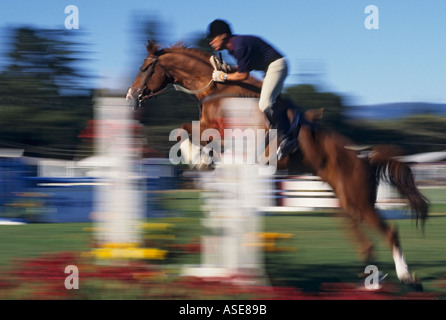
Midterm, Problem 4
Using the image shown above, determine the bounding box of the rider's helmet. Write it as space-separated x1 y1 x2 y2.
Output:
207 19 232 40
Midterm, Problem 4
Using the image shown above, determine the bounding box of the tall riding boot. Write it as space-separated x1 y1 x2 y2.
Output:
263 106 298 160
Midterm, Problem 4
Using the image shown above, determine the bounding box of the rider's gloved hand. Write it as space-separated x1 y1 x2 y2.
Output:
220 62 232 73
212 70 227 82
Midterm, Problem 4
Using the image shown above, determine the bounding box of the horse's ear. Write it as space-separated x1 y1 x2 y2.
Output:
304 108 324 122
145 40 159 55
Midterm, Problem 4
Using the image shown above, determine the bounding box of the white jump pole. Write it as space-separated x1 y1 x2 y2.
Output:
92 94 144 251
185 98 272 283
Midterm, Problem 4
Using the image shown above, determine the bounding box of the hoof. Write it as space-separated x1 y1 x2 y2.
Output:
400 273 423 292
408 281 423 292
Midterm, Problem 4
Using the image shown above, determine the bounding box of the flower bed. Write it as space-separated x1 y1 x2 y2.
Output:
0 251 442 300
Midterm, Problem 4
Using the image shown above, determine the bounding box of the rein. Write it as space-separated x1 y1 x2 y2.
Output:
135 52 259 118
201 92 259 104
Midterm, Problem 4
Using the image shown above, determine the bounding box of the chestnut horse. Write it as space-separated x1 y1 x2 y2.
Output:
126 41 428 288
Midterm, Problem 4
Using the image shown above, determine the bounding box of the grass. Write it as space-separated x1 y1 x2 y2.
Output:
0 188 445 298
263 213 446 295
0 223 92 267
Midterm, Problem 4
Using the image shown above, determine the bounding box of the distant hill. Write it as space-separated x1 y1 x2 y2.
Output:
346 102 446 120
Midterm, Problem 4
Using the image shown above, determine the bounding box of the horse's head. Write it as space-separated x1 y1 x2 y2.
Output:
126 40 173 110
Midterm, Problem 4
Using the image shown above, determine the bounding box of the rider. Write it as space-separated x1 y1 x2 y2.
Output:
207 19 298 160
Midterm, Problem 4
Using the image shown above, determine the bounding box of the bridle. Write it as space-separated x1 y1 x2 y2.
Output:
136 57 172 108
134 56 214 110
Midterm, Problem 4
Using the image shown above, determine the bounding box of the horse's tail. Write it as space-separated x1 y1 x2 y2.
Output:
369 147 429 229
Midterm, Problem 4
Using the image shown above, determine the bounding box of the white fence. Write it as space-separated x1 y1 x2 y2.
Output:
262 174 405 213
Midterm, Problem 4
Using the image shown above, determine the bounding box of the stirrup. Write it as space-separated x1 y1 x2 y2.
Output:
288 111 300 135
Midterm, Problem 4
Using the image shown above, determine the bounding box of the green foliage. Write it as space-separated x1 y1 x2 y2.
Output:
282 84 445 154
345 114 446 154
283 84 344 132
0 26 94 159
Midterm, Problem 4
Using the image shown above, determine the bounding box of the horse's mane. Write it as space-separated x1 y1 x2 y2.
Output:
146 40 262 93
155 41 212 65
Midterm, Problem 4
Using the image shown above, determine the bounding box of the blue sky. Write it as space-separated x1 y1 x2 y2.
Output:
1 0 445 106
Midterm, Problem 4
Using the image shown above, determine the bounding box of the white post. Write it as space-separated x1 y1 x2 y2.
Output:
93 95 144 250
184 98 272 283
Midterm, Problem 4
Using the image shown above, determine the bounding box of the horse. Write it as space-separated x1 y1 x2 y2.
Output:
126 40 429 288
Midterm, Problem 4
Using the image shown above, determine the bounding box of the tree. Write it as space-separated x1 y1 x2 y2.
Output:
0 26 94 159
283 84 344 132
346 114 446 154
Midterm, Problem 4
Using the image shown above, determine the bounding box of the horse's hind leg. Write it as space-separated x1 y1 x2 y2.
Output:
363 208 416 284
343 214 374 263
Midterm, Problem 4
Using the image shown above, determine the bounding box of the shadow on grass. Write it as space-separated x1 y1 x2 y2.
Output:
266 261 367 292
265 258 446 297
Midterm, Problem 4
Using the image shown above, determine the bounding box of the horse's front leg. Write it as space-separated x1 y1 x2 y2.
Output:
178 122 218 169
